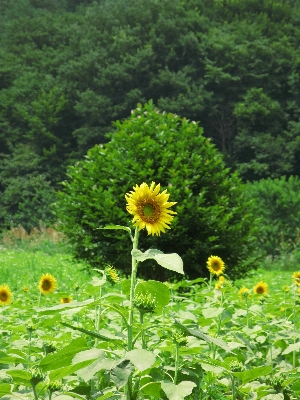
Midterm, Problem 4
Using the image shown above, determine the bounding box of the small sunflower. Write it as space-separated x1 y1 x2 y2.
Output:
60 296 72 304
125 182 177 236
23 286 29 293
293 271 300 285
253 281 268 295
206 256 225 276
0 284 12 306
238 286 250 299
38 274 57 295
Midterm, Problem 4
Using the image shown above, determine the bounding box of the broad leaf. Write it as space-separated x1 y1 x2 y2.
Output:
132 249 184 274
110 359 134 389
161 380 196 400
233 365 273 384
135 280 170 313
0 384 12 397
282 342 300 355
125 349 156 371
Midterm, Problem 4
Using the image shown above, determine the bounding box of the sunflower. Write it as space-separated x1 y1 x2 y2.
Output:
238 286 250 299
60 296 72 304
125 182 177 236
38 274 57 295
293 271 300 285
206 256 225 276
253 281 268 295
0 284 12 306
23 286 29 292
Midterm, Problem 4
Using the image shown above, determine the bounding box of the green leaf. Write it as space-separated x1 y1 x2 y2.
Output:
0 384 12 396
76 357 115 382
161 380 196 400
35 299 95 315
39 337 88 371
61 322 124 343
125 349 156 371
174 320 232 352
282 342 300 355
132 249 184 274
6 370 31 381
110 359 134 389
72 349 104 365
49 361 92 381
233 365 273 384
202 307 225 319
141 382 162 397
99 225 132 235
135 280 170 313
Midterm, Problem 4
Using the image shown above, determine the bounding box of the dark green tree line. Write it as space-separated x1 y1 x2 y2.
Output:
1 0 300 229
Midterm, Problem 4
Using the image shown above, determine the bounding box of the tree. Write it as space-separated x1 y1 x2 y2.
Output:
53 102 258 280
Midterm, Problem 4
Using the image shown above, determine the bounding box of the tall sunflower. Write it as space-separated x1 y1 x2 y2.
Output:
0 284 12 306
38 274 57 295
293 271 300 285
206 255 225 276
60 296 72 304
253 281 268 295
125 182 177 236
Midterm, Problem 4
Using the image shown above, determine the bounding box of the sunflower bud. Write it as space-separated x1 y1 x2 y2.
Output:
105 265 120 286
133 293 157 314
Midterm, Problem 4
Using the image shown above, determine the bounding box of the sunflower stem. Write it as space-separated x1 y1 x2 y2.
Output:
95 286 102 346
37 292 41 308
174 342 180 385
139 311 146 350
126 227 139 400
209 273 213 290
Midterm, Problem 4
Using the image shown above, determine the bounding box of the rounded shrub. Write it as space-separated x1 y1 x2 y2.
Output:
244 176 300 257
53 101 258 280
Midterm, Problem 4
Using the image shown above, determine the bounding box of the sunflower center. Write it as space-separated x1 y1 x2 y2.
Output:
0 291 8 301
256 286 264 294
42 280 51 290
138 199 160 223
212 262 220 271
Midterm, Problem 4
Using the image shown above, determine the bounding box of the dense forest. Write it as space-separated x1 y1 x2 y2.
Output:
1 0 300 230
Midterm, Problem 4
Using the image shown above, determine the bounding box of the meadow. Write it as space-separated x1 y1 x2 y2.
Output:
0 225 300 400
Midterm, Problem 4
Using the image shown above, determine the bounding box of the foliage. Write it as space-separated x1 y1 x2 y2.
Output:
0 244 299 399
53 102 258 280
244 176 300 257
1 0 300 226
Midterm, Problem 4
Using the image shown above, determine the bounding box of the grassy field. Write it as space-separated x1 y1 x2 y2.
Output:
0 229 300 400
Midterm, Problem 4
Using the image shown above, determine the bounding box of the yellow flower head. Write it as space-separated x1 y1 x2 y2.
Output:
23 286 29 293
206 256 225 276
238 286 250 299
60 296 72 304
38 274 57 295
125 182 177 236
293 271 300 286
283 285 290 292
0 284 12 306
253 281 268 295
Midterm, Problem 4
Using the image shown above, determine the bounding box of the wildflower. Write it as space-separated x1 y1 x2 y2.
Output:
238 286 250 299
60 296 72 304
206 256 225 276
292 271 300 286
105 265 120 285
0 284 12 306
125 182 177 236
253 281 268 295
23 286 29 292
283 285 290 292
38 274 57 295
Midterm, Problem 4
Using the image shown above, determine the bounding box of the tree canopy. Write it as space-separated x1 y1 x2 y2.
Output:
1 0 300 229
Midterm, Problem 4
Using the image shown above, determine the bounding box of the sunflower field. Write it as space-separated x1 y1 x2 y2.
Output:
1 184 300 399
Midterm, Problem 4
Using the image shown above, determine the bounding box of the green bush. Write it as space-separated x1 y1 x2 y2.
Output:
53 101 258 280
244 176 300 257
